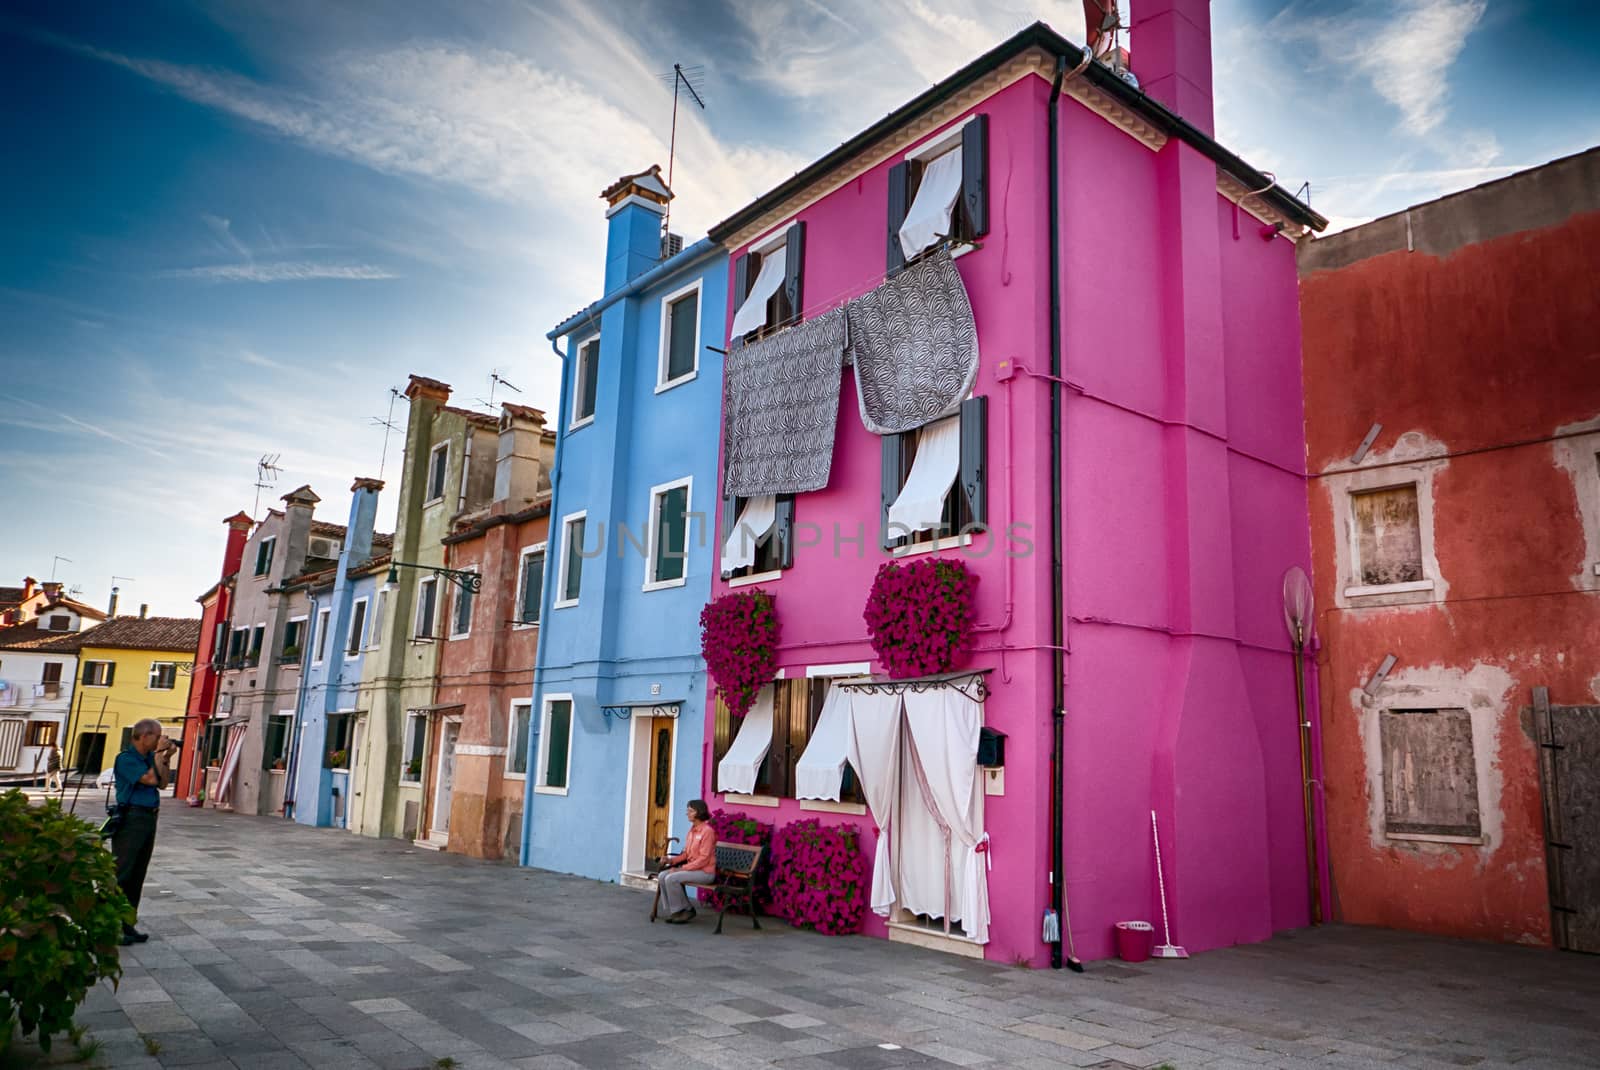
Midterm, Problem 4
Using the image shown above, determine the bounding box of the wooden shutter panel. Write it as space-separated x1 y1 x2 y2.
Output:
733 253 753 308
783 222 805 323
775 495 797 569
713 692 732 768
785 680 809 798
960 114 989 239
880 433 905 550
886 160 911 275
959 395 988 525
720 495 739 579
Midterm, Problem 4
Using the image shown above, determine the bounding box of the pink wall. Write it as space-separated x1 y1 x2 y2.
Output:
709 70 1315 964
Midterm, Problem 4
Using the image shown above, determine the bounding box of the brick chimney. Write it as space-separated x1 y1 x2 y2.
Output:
222 511 254 580
279 485 321 578
22 577 36 602
601 165 673 293
1134 0 1215 136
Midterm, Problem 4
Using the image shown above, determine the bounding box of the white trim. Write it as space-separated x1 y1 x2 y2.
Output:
425 440 450 506
553 512 588 609
457 744 507 758
414 575 440 638
254 535 277 577
284 614 309 661
806 662 871 678
448 568 477 640
1386 832 1485 845
620 707 679 875
429 718 460 836
513 542 547 629
400 708 429 784
727 569 782 589
643 476 693 592
1327 455 1446 610
535 693 575 796
605 192 667 219
893 532 975 558
367 589 386 651
346 597 369 655
886 920 985 959
504 700 532 780
81 660 113 688
745 220 796 257
312 607 332 666
721 792 780 808
146 661 178 691
904 114 979 164
570 336 600 430
1345 579 1435 598
800 799 869 816
655 278 703 393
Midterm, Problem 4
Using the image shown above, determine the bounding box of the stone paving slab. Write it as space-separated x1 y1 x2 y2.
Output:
7 802 1600 1069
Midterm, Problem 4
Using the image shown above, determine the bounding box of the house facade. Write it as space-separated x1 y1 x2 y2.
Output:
179 512 251 801
0 586 105 782
429 404 554 858
529 168 728 883
60 614 201 775
1298 148 1600 952
699 11 1325 965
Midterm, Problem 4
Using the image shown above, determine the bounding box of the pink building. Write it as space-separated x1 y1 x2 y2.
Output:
701 11 1327 966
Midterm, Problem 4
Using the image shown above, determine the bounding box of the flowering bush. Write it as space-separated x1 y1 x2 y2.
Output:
696 810 773 913
700 589 780 718
768 819 867 935
863 558 978 678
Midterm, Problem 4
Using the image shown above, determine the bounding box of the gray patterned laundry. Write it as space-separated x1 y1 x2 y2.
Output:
846 248 979 436
721 307 848 498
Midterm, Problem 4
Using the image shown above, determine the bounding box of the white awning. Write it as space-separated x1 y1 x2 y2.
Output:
899 149 963 260
716 685 774 795
729 246 787 338
721 494 777 574
214 723 248 808
887 415 961 534
794 685 852 801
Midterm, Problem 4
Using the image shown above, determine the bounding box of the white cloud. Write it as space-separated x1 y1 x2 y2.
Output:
163 261 399 282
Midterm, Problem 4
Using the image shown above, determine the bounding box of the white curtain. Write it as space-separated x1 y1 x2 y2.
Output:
845 690 904 916
716 685 773 795
720 494 776 574
899 149 964 259
903 688 988 943
887 416 961 534
729 247 788 337
215 723 248 808
794 685 851 801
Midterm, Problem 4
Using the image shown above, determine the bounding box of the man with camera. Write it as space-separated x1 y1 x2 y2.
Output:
111 719 172 947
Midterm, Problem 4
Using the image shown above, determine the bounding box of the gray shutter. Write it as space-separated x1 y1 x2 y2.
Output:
783 222 805 323
775 495 797 569
720 495 739 579
886 160 910 275
880 434 904 550
961 114 988 239
959 395 988 525
733 253 753 307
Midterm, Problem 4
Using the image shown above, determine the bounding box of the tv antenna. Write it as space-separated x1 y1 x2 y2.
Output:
656 62 706 241
252 453 283 519
369 386 404 480
475 369 523 410
50 555 72 581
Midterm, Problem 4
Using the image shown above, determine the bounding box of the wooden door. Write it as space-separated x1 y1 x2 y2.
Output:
1535 688 1600 953
645 716 675 865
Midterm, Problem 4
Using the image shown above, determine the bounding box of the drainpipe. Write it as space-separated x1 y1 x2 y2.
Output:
281 589 316 821
1046 51 1069 971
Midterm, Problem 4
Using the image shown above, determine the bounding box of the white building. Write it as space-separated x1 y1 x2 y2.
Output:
0 587 105 783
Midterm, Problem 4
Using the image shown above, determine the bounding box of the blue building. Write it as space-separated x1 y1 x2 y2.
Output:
522 166 727 882
285 477 390 829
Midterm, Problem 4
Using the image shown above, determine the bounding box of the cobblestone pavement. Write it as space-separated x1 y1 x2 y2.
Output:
24 802 1600 1070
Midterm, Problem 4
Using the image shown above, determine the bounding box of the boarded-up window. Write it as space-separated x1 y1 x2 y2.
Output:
1380 708 1480 838
1352 485 1423 587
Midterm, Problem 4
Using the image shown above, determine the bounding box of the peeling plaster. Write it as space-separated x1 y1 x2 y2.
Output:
1352 661 1514 865
1550 414 1600 591
1325 431 1451 610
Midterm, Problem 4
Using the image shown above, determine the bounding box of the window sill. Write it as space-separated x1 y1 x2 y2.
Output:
726 570 782 589
642 577 688 593
799 799 868 816
1345 579 1434 597
551 600 579 611
654 372 698 394
147 687 176 692
886 920 984 958
721 793 780 808
568 416 595 432
534 785 569 796
503 771 528 782
398 780 422 790
423 497 445 509
512 622 539 631
1386 831 1483 845
447 632 470 642
894 533 974 559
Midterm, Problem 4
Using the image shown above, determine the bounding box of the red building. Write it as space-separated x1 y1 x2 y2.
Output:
178 512 252 801
1298 147 1600 951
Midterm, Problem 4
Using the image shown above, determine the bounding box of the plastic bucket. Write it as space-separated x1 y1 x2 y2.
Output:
1114 920 1155 962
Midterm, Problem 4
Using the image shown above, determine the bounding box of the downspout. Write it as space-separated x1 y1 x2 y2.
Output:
281 588 315 821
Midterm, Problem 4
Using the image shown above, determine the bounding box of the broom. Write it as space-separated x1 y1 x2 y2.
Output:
1151 810 1188 959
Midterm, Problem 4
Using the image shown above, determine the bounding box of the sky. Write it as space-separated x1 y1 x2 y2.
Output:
2 0 1597 618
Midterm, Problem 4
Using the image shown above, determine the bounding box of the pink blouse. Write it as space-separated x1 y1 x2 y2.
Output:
671 822 717 874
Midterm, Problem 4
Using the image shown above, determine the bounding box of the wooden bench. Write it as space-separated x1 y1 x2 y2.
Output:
649 841 765 934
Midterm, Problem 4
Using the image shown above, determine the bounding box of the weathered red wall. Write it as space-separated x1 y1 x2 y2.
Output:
1300 191 1600 944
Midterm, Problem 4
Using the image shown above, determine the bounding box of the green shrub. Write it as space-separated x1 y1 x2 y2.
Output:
0 790 130 1053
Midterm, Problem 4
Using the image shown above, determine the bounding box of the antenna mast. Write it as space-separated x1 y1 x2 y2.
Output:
659 62 706 242
370 387 403 480
252 453 283 520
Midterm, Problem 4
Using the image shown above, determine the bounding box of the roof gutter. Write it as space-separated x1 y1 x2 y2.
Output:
546 237 722 341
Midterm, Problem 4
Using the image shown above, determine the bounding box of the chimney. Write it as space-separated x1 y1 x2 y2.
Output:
279 485 322 577
346 477 385 561
108 586 119 618
222 511 254 580
494 405 550 506
600 165 673 293
22 577 36 602
139 603 149 619
1133 0 1215 136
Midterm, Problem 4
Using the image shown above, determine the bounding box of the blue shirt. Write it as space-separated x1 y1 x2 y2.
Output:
113 746 160 810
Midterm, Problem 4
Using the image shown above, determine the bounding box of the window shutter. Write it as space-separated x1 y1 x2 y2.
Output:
783 222 805 323
960 114 989 239
713 692 732 767
720 495 739 579
105 662 116 687
784 679 809 798
886 160 911 275
733 253 753 308
880 433 905 550
959 395 988 525
774 494 797 570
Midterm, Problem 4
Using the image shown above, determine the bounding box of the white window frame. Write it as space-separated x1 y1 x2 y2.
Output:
425 441 450 505
570 335 599 431
265 710 295 772
368 588 387 651
254 535 276 577
284 614 308 662
655 279 703 393
553 512 588 610
415 576 439 639
901 115 982 261
535 693 575 796
449 569 477 639
312 607 332 665
346 597 369 655
1331 460 1443 606
505 700 533 781
82 660 113 688
401 709 428 784
514 543 546 629
146 661 177 691
733 223 798 338
643 476 693 592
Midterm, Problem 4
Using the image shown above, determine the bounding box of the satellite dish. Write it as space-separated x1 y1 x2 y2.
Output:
1282 566 1314 647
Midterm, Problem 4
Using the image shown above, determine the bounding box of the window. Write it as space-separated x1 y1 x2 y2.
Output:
882 397 987 550
415 577 439 638
1380 708 1481 840
572 337 600 427
248 625 265 666
721 494 796 580
368 588 387 650
211 621 227 668
424 441 450 503
282 617 306 661
313 608 331 663
254 536 276 577
657 281 701 390
554 514 587 608
263 713 293 770
324 713 353 769
450 576 475 637
537 697 573 793
46 614 69 632
82 661 114 687
147 662 177 691
1351 485 1425 589
401 710 428 783
506 701 532 778
713 675 865 804
730 223 804 340
25 721 58 747
515 545 545 626
887 114 988 272
41 662 62 685
228 628 249 667
645 478 691 590
347 598 368 655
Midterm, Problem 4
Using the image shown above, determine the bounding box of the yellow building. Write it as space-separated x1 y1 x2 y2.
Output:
60 615 201 774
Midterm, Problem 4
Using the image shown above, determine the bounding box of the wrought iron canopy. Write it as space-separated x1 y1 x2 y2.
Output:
835 669 990 702
386 560 482 594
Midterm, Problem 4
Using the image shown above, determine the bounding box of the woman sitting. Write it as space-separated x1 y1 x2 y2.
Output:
658 799 716 924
